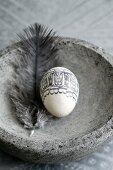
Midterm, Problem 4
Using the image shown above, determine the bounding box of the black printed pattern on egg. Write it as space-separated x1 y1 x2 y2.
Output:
40 67 79 102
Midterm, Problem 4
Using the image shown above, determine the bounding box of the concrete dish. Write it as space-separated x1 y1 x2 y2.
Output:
0 38 113 163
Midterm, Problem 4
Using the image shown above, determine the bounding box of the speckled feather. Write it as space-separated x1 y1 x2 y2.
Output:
8 23 59 131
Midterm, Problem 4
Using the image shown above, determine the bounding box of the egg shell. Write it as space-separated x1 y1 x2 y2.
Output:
40 67 79 117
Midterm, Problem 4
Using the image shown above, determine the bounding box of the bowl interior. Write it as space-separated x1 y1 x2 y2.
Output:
0 41 113 142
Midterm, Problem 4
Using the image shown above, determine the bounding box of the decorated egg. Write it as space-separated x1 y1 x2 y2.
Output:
40 67 79 117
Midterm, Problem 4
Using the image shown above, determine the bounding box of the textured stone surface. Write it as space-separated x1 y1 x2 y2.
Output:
0 0 113 169
0 38 113 164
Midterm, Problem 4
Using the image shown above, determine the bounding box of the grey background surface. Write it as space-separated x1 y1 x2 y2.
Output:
0 0 113 169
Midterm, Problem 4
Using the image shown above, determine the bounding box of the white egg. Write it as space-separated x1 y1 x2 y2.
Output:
40 67 79 117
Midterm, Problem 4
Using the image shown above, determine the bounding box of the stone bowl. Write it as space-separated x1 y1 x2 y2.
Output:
0 38 113 163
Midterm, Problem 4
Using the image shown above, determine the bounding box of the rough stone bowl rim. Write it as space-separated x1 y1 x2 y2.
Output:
0 37 113 162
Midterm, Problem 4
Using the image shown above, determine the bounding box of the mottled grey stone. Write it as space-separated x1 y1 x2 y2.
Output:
0 38 113 163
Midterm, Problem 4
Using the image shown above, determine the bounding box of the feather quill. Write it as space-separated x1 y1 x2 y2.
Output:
8 23 59 133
